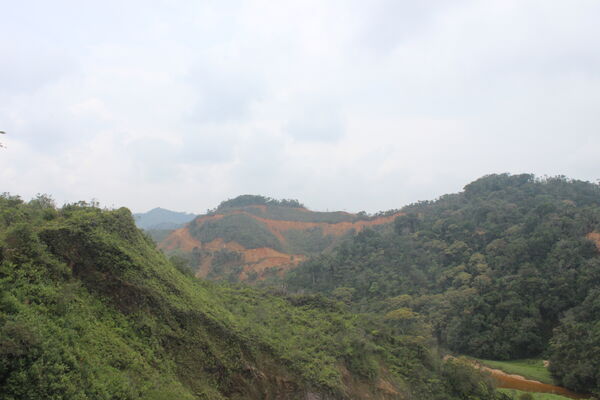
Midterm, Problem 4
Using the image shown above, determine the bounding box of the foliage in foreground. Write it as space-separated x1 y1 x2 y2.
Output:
0 194 504 399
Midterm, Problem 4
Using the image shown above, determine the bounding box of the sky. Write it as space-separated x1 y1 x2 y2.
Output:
1 1 599 214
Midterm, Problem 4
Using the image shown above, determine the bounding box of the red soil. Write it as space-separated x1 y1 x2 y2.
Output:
161 209 401 281
482 366 587 399
201 238 246 252
444 357 589 400
242 247 293 263
197 254 214 278
587 232 600 251
253 212 402 240
159 227 202 252
181 210 403 243
237 245 306 281
190 239 306 280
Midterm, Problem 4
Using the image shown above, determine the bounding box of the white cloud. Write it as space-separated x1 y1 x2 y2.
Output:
1 1 599 213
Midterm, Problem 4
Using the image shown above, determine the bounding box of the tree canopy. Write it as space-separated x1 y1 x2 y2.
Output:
284 174 600 395
215 194 305 211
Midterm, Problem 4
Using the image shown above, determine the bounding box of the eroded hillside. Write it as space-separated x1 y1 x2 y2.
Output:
159 199 402 281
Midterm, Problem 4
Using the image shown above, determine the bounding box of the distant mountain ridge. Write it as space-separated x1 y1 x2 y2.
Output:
133 207 197 230
159 195 402 281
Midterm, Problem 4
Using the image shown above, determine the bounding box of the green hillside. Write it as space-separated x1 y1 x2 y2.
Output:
0 194 505 400
189 213 283 251
285 174 600 395
211 194 396 223
164 195 401 283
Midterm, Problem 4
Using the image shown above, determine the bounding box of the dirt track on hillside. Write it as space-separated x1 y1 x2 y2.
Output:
476 362 587 399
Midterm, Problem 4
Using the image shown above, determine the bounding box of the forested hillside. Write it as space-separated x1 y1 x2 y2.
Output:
0 194 504 400
285 174 600 395
160 195 400 282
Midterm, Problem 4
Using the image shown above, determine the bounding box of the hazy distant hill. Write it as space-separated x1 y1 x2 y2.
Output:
159 195 401 281
133 207 196 230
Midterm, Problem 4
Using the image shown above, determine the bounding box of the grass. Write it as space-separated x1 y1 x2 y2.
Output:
476 358 553 384
498 388 574 400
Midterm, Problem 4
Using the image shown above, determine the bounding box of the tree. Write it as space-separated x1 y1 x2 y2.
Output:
394 213 419 235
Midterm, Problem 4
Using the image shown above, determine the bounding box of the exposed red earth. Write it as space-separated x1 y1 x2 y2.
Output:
159 209 401 281
587 231 600 251
481 365 587 399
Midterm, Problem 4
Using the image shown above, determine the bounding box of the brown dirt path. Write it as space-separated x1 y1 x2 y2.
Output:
476 363 588 399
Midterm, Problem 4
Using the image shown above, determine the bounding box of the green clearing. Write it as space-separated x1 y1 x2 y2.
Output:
499 388 573 400
477 358 553 384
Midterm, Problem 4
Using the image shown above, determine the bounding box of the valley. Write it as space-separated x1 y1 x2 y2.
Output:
147 174 600 398
2 174 599 399
4 1 598 398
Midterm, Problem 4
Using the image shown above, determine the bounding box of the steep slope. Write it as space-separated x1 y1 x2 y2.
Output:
284 174 600 395
0 194 506 400
159 195 401 281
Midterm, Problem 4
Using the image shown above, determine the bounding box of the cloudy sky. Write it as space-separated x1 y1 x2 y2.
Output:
1 1 599 214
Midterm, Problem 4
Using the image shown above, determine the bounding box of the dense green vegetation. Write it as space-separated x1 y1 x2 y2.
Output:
0 193 506 399
282 227 337 254
285 174 600 395
548 289 600 394
210 194 398 223
189 213 282 250
237 205 400 224
214 195 305 211
241 205 358 223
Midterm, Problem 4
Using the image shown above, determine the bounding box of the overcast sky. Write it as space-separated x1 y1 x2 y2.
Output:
1 1 599 214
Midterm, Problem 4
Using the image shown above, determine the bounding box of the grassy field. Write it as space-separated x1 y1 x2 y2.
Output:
476 358 553 384
499 388 573 400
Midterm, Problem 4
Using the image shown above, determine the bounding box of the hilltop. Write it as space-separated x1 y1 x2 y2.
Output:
159 195 401 281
